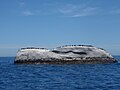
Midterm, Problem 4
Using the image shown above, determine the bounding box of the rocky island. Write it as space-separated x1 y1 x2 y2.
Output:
14 45 117 64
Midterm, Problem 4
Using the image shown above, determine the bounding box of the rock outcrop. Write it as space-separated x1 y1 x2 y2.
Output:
14 45 117 64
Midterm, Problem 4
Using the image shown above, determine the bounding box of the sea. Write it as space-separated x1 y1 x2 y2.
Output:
0 56 120 90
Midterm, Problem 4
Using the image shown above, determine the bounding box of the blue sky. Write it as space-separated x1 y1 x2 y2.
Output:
0 0 120 56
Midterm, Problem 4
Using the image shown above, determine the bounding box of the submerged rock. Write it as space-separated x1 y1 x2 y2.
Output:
14 45 117 64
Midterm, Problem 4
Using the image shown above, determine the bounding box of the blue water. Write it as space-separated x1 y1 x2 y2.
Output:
0 56 120 90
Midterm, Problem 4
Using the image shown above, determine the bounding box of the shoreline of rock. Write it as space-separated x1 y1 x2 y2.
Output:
14 57 117 64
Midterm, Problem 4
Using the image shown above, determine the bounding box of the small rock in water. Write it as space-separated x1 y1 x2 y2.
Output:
14 45 117 64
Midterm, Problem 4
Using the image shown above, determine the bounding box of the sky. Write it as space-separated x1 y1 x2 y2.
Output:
0 0 120 56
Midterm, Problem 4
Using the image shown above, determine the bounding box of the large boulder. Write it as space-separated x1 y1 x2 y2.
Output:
14 45 117 64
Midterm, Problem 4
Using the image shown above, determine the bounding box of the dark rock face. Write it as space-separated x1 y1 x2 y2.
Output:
14 45 117 64
52 50 87 55
14 58 117 64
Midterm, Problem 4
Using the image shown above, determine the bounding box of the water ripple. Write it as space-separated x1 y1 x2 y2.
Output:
0 57 120 90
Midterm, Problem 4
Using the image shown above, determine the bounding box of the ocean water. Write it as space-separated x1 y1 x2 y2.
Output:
0 56 120 90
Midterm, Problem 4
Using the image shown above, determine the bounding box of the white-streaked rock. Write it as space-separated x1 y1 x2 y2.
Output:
14 45 117 64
